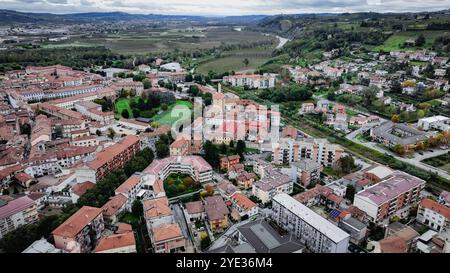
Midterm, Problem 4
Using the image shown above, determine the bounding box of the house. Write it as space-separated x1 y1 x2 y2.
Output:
115 175 142 211
0 196 39 239
236 171 257 189
14 172 33 188
143 197 173 231
416 198 450 232
417 116 450 131
227 163 244 179
220 155 241 171
101 194 128 227
22 238 62 253
151 223 185 253
94 231 136 253
349 116 368 127
52 206 104 253
216 180 239 200
370 121 430 151
338 217 367 244
300 103 315 114
169 136 191 156
229 192 258 220
439 191 450 207
70 181 95 203
184 201 205 222
204 195 229 233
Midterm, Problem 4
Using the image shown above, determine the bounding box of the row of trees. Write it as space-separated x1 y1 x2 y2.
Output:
259 83 312 103
203 140 246 169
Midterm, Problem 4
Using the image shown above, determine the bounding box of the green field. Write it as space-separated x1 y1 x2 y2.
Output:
153 100 193 125
374 30 443 52
44 28 275 54
196 46 276 74
422 152 450 173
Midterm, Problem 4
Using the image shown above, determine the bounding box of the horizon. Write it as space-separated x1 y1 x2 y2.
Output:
0 0 449 17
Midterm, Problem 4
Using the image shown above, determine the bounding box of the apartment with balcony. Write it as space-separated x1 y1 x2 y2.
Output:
0 196 39 239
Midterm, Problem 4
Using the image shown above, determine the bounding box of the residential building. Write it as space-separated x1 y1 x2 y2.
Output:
353 171 425 224
70 181 95 203
0 196 39 239
184 201 205 222
220 155 241 171
370 121 430 151
151 223 186 253
338 217 367 244
230 192 258 220
52 206 104 253
416 198 450 232
236 171 257 189
22 238 62 253
101 194 128 227
169 136 191 156
417 115 450 131
94 231 136 253
115 174 142 211
271 193 350 253
290 159 322 187
223 73 276 89
204 195 229 233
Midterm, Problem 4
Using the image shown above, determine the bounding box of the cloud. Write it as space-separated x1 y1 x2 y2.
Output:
0 0 449 15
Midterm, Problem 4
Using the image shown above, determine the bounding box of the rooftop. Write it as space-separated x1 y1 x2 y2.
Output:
273 193 350 243
52 206 103 238
420 198 450 219
94 231 136 252
0 196 35 219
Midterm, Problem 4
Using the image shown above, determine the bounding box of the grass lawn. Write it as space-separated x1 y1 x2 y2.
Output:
120 212 140 226
374 30 443 52
153 100 193 125
422 152 450 173
115 98 134 118
346 108 358 118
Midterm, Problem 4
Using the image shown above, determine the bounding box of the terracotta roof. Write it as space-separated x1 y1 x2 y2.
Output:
116 223 133 234
52 206 103 238
378 236 408 253
205 195 229 221
27 192 46 201
102 194 128 217
152 223 183 243
71 181 95 197
87 135 139 170
0 196 35 219
231 192 256 211
420 198 450 219
94 231 136 252
115 175 140 195
14 172 33 184
185 201 204 215
143 197 171 219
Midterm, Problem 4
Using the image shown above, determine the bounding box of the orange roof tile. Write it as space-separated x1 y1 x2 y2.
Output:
102 194 128 217
52 206 103 238
94 231 136 252
420 198 450 219
152 223 183 242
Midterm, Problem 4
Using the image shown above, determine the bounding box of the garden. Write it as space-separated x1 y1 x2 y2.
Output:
163 173 201 198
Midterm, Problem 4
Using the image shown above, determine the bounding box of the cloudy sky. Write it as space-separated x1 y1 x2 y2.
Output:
0 0 449 16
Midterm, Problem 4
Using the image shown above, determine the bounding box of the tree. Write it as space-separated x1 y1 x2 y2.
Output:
243 58 250 67
393 144 406 156
150 121 160 128
220 143 228 154
362 85 378 106
142 78 151 89
161 103 168 111
200 235 211 250
155 142 169 158
229 140 235 148
334 155 356 175
345 185 355 202
107 128 116 139
203 141 220 168
95 129 102 136
390 80 402 93
236 140 246 161
121 110 130 119
391 115 400 123
205 184 214 196
415 34 426 47
19 123 31 136
131 200 143 218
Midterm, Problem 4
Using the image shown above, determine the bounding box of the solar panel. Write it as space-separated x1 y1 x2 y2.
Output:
329 209 341 219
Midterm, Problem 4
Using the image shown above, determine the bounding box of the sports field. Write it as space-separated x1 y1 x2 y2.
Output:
153 100 193 125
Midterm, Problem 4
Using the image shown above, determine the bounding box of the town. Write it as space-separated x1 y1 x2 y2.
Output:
0 6 449 255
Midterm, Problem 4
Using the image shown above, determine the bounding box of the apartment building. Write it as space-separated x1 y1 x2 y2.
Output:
416 198 450 232
219 155 240 171
272 193 350 253
85 135 140 182
115 175 142 211
272 138 344 167
205 195 230 233
223 73 276 89
52 206 105 253
353 171 426 224
252 160 293 203
230 192 258 219
0 196 39 239
151 223 186 253
290 159 322 187
74 101 114 125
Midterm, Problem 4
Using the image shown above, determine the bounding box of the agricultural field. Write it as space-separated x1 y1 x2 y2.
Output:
373 30 443 52
41 27 275 54
196 45 276 74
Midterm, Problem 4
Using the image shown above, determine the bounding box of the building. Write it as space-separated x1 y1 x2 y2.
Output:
370 121 430 151
223 73 276 89
70 181 95 203
338 217 367 244
143 196 173 231
85 135 140 182
142 155 212 184
353 171 425 224
236 172 257 189
417 115 450 131
416 198 450 232
52 206 104 253
94 231 136 253
290 159 322 187
210 218 305 253
271 193 350 253
252 160 293 203
220 155 241 171
0 196 39 239
184 201 205 222
74 101 114 125
272 138 344 167
22 238 62 253
151 223 186 253
230 192 258 220
118 118 150 132
169 136 191 156
101 194 128 227
115 175 142 210
439 191 450 207
204 195 229 233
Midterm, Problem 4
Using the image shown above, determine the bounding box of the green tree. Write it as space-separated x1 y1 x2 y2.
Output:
243 58 250 67
415 34 426 47
121 110 130 119
156 142 169 158
161 103 168 111
345 185 356 202
132 200 143 218
142 78 151 89
203 141 220 168
236 140 246 161
19 123 31 136
95 129 102 136
108 128 116 139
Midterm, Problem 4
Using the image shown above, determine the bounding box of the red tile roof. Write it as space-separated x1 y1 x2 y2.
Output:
71 181 95 197
102 194 128 217
94 231 136 252
420 198 450 219
52 206 103 238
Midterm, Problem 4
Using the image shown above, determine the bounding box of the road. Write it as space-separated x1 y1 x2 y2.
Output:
275 35 290 49
346 126 450 180
172 203 196 252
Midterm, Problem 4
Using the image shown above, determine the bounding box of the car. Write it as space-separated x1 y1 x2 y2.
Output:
418 152 424 155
